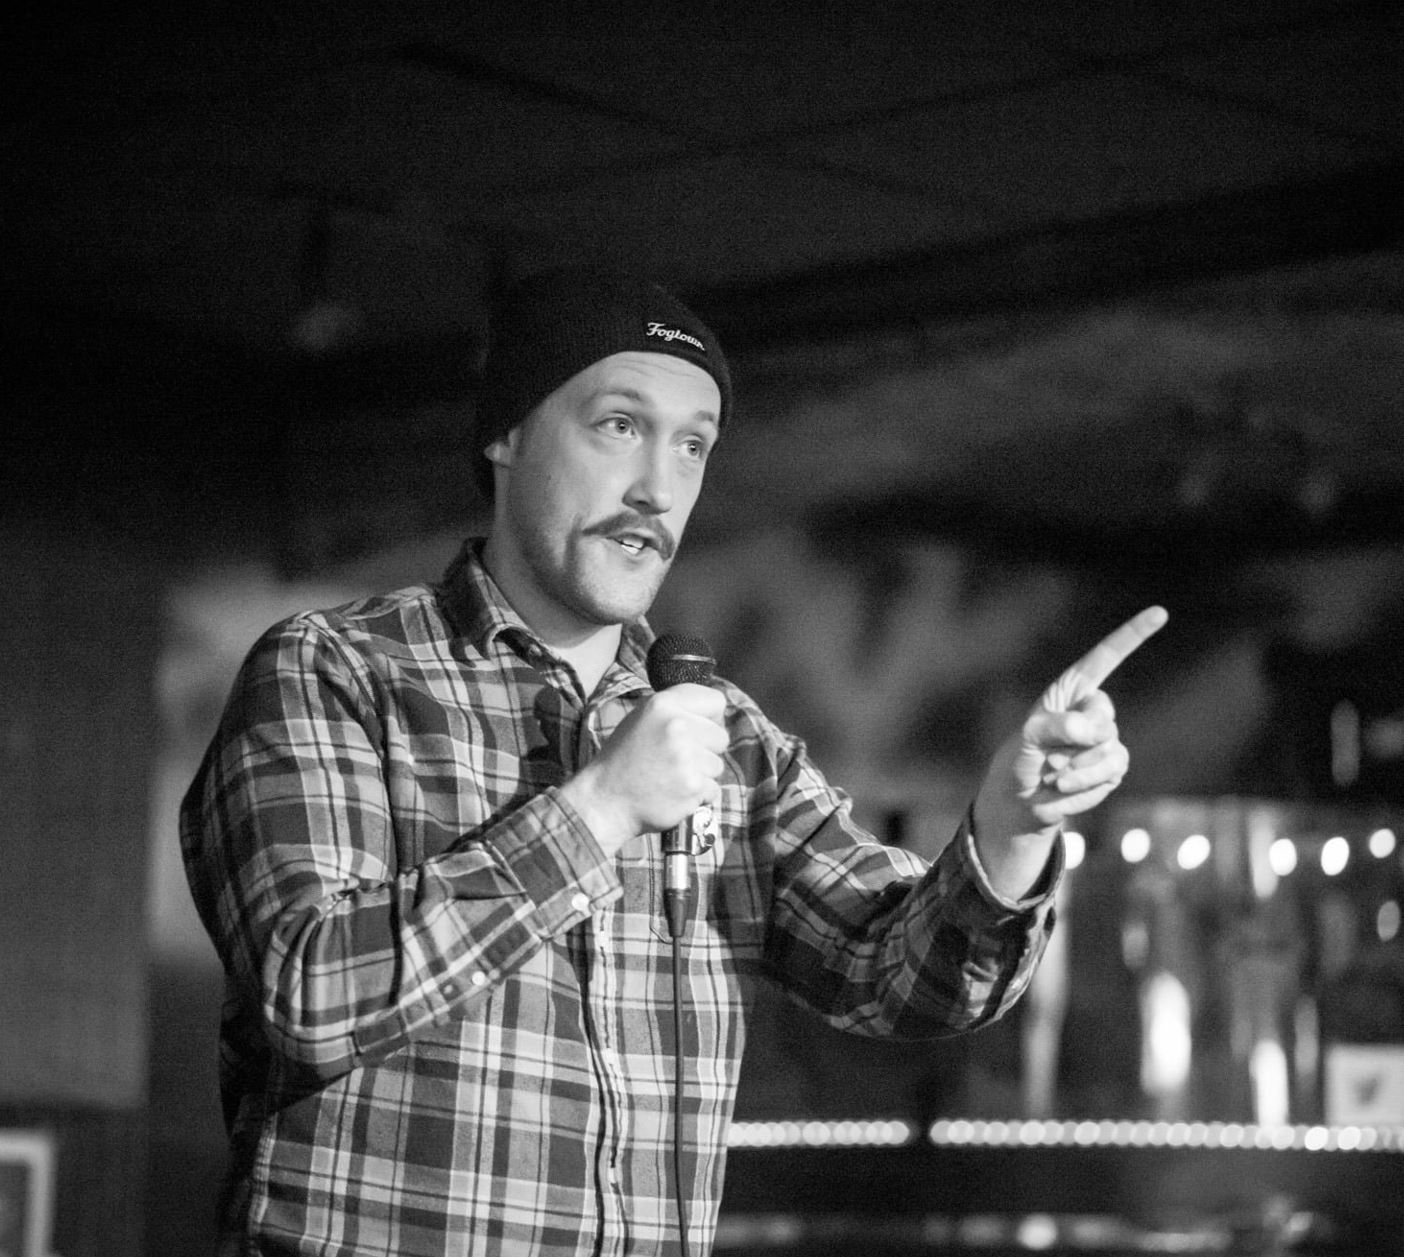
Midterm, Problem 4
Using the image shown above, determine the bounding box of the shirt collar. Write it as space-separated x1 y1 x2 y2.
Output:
438 538 654 685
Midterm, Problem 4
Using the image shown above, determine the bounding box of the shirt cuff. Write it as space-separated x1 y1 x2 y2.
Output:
957 809 1065 914
485 788 623 931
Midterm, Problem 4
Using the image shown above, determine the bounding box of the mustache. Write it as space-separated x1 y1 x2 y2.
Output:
585 512 677 561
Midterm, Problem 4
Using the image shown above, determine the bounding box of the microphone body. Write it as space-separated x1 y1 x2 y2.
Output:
661 829 692 938
645 633 716 939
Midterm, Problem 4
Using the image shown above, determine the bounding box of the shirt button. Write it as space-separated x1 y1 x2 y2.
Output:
571 892 591 914
469 970 487 988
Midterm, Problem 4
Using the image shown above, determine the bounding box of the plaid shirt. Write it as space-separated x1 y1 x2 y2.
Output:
181 540 1060 1257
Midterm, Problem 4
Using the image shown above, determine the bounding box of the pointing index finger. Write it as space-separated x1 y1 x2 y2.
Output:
1068 605 1168 693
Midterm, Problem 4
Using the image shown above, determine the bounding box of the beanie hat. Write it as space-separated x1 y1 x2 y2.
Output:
473 266 732 497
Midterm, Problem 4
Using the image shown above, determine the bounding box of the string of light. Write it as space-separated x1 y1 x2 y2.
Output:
726 1118 1404 1152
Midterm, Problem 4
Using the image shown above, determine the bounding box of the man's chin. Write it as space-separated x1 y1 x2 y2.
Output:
572 569 667 626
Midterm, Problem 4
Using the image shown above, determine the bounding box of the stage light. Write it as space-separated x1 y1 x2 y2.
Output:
1320 835 1350 876
1120 827 1152 863
1368 828 1397 859
924 1120 1402 1152
1268 837 1298 877
1378 899 1401 943
1015 1214 1059 1250
727 1119 916 1149
1176 833 1211 870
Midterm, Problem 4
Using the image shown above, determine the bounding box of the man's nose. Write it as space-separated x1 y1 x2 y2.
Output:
624 446 674 515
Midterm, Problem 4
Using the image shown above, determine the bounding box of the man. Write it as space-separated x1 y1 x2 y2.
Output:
181 266 1166 1256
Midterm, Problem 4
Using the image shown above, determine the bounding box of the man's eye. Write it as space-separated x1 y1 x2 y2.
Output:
600 416 635 436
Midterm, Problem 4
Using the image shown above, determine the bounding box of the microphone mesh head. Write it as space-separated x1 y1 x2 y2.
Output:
646 632 715 689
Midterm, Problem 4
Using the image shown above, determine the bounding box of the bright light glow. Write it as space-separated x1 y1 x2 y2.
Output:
1250 1040 1290 1127
1369 828 1398 859
1177 833 1211 871
1248 811 1281 901
1120 827 1152 863
1378 900 1401 943
1268 837 1298 877
924 1120 1404 1152
1140 972 1192 1096
1321 835 1350 876
1063 830 1086 870
727 1119 915 1149
1015 1214 1059 1250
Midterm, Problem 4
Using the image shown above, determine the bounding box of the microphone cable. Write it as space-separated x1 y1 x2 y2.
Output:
669 907 691 1257
645 632 715 1257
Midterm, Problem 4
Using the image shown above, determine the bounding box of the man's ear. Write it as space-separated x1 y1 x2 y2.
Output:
484 433 515 468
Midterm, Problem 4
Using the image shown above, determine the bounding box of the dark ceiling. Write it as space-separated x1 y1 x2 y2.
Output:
5 1 1403 556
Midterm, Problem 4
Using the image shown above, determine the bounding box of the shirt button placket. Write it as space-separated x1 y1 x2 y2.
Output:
580 690 636 1256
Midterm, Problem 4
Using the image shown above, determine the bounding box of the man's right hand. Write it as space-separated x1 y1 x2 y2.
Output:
559 683 729 857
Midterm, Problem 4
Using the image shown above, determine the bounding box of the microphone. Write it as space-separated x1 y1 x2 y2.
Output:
645 632 716 940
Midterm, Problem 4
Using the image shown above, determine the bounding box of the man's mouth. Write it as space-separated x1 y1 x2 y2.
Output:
588 515 675 560
610 533 652 557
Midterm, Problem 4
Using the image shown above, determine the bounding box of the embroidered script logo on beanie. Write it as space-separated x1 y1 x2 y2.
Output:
645 321 706 352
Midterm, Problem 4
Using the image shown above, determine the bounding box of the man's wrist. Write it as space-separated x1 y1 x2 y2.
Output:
969 795 1062 902
557 767 633 857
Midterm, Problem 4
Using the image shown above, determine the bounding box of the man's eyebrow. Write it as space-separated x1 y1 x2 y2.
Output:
589 386 719 428
589 386 648 406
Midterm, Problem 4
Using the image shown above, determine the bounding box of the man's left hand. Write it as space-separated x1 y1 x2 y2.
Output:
973 605 1168 895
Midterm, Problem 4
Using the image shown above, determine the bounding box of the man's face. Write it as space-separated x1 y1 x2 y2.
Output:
484 351 721 639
